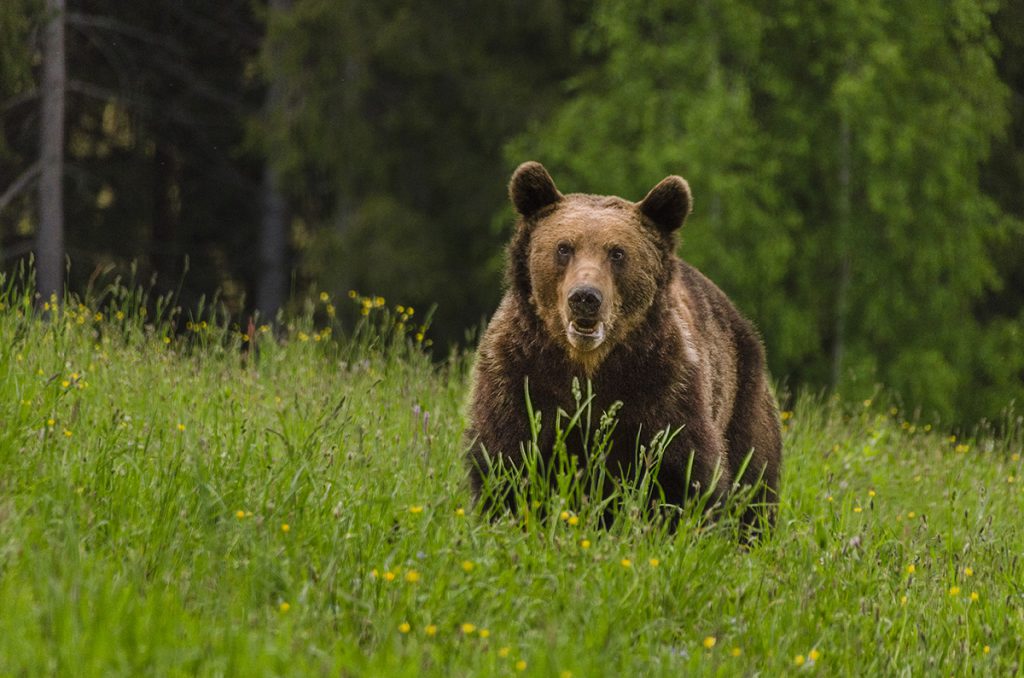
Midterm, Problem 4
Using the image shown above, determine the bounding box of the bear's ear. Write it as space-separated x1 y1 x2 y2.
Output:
509 161 562 219
638 175 692 233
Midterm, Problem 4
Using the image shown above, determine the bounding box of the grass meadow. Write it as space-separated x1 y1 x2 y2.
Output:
1 275 1023 676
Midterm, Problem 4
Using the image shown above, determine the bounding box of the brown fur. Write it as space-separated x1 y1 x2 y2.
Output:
465 161 781 524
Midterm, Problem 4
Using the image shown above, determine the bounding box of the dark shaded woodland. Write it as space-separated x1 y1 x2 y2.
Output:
1 0 1022 423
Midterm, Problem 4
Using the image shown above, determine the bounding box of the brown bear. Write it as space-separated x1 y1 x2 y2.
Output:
465 161 781 526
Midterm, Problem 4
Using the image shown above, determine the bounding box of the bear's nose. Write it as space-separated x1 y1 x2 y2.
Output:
568 286 603 316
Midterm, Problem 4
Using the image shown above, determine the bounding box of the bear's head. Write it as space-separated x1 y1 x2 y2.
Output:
507 161 692 373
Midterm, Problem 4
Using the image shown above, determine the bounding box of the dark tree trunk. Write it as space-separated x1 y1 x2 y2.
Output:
37 0 66 302
258 162 289 317
257 0 292 318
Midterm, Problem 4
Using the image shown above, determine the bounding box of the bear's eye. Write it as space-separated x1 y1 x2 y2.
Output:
609 247 625 262
557 243 573 259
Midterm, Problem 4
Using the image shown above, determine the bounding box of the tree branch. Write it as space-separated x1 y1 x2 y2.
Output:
1 89 39 116
0 239 34 262
0 161 41 214
65 12 187 55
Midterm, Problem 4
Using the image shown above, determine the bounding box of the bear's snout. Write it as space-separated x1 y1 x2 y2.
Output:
563 281 608 352
568 286 603 318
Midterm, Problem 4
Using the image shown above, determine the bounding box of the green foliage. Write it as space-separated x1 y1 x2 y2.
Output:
510 0 1021 423
0 0 36 97
1 1 1021 424
260 0 583 346
0 0 39 161
2 283 1024 674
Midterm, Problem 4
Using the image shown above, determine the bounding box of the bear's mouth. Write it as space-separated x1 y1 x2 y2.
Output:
567 318 606 349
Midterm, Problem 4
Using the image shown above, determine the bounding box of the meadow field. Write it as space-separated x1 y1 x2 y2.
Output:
0 278 1022 676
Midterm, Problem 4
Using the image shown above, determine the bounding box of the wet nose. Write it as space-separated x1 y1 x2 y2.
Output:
568 286 603 316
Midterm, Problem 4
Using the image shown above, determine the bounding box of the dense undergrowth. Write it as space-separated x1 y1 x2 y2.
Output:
0 273 1022 676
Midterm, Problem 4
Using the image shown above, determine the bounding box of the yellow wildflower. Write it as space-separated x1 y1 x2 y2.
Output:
461 623 476 635
462 560 475 573
703 636 716 649
515 660 527 671
425 624 437 636
405 570 420 583
279 602 290 613
398 622 411 634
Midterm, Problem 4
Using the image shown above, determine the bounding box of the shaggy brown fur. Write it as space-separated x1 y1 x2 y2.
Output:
466 161 781 524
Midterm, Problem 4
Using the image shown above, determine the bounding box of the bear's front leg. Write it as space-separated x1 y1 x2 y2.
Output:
464 401 538 518
654 423 732 515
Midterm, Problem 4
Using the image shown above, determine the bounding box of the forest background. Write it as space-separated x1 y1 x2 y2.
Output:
1 0 1022 425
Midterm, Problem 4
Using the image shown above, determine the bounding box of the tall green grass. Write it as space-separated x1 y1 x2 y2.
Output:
0 271 1022 676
